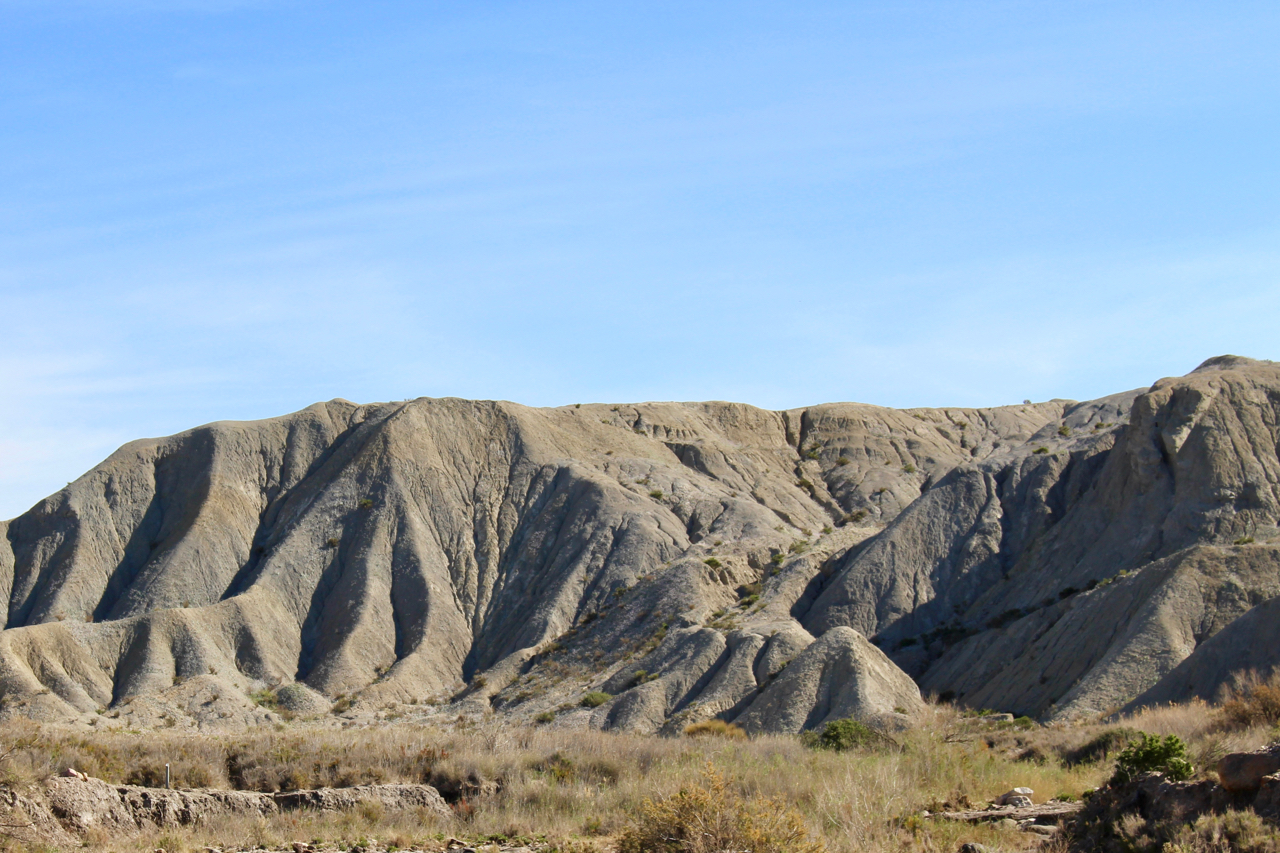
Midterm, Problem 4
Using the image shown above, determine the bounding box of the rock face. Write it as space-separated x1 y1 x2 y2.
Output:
0 356 1278 730
39 776 451 833
1216 745 1280 794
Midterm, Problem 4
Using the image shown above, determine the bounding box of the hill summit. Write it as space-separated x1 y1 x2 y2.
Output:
1 356 1277 733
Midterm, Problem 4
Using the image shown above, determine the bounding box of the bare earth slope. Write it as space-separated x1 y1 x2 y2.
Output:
1 356 1277 731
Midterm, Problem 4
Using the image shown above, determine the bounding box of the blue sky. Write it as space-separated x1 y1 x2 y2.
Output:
2 1 1279 519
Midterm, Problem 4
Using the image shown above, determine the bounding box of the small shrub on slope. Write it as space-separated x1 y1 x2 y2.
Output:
580 691 612 708
683 720 746 740
1111 732 1193 785
618 765 825 853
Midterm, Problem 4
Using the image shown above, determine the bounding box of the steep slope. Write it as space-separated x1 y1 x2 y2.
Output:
0 356 1277 732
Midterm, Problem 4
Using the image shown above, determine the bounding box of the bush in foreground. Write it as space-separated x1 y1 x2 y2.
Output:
1111 732 1193 785
618 766 825 853
801 718 881 752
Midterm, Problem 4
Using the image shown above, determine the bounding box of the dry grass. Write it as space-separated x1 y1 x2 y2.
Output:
1221 670 1280 731
682 720 746 740
0 698 1276 852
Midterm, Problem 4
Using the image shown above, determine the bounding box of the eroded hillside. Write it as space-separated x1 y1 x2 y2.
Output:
0 356 1277 732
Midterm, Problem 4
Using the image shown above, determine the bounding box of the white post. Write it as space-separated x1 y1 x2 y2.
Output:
165 763 170 789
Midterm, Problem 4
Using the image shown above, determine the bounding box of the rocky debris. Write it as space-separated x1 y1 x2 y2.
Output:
933 800 1081 824
39 775 450 834
1022 824 1058 836
995 786 1034 806
141 844 540 853
1257 773 1280 818
0 357 1277 733
1064 766 1280 850
273 783 450 818
1215 743 1280 794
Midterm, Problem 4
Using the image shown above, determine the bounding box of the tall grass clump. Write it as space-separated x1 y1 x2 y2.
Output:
618 765 825 853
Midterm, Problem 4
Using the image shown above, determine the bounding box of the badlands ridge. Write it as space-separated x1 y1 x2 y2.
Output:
0 355 1277 734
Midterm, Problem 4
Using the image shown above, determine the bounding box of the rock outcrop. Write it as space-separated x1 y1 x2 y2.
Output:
38 775 450 834
0 356 1277 731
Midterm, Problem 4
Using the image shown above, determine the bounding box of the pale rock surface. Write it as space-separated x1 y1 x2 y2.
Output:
0 357 1277 730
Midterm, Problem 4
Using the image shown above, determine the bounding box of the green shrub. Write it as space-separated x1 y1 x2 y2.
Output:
703 557 721 569
1111 732 1193 785
901 463 916 474
835 456 850 466
649 490 664 500
581 691 612 708
1033 446 1049 454
802 718 880 752
1058 424 1071 437
358 498 374 509
248 687 278 709
534 711 556 724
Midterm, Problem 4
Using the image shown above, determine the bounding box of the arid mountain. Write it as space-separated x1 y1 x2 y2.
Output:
0 356 1276 733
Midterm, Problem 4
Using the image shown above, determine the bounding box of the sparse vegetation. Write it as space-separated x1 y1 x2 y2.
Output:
580 690 612 708
1034 446 1049 454
1220 669 1280 728
1110 732 1193 785
618 765 825 853
683 719 747 740
1058 424 1072 437
5 697 1277 852
649 490 664 499
901 463 916 474
802 717 882 752
703 557 721 569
